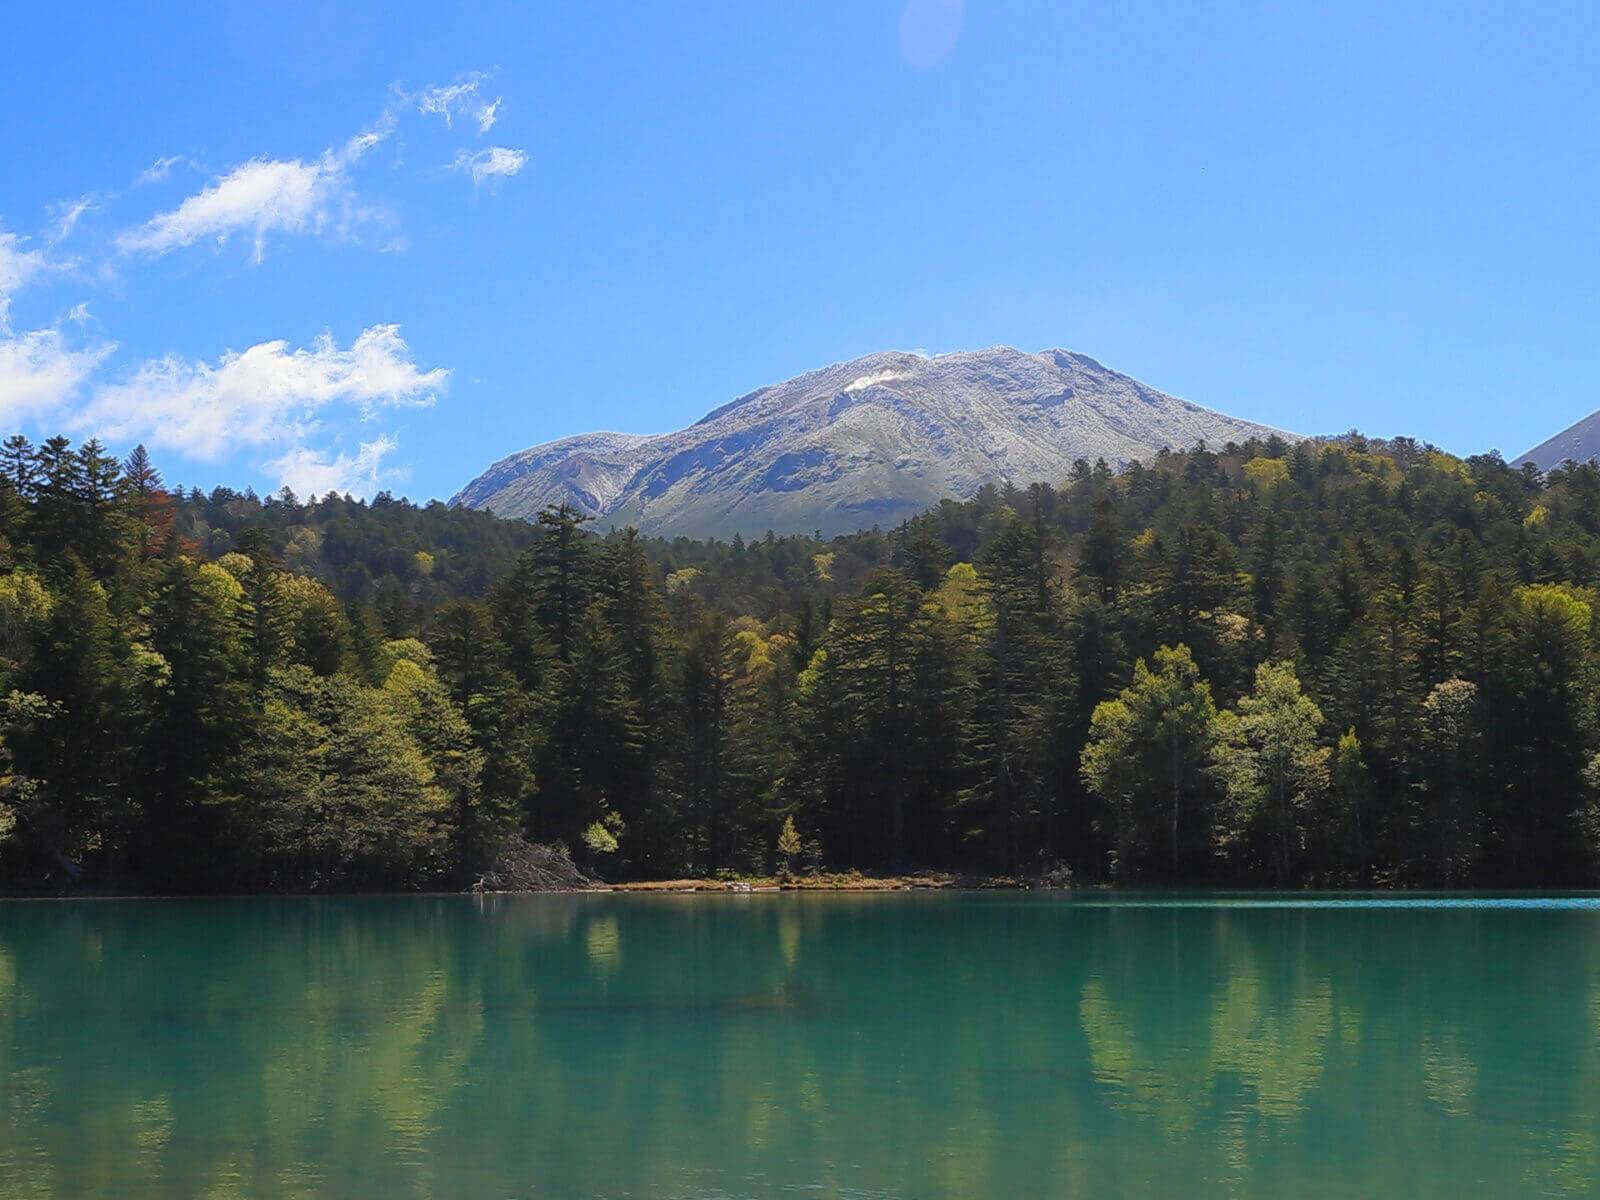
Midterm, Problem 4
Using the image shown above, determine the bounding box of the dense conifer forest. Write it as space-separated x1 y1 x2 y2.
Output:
3 429 1600 890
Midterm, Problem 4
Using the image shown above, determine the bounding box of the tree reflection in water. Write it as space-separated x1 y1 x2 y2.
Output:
0 894 1594 1199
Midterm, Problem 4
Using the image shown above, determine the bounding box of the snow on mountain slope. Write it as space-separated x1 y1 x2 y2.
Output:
453 347 1293 537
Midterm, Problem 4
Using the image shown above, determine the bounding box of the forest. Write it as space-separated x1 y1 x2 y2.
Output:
3 429 1600 890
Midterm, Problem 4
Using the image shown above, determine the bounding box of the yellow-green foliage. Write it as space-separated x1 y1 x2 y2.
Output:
276 573 340 620
214 552 254 580
377 638 434 679
725 618 795 691
196 561 245 610
811 552 835 582
1082 645 1228 873
582 819 619 855
665 567 700 594
382 657 432 701
128 640 172 692
413 550 436 577
776 815 803 859
1242 457 1290 490
731 627 773 676
1525 504 1549 530
1344 450 1403 489
230 666 451 881
1422 450 1471 482
1516 582 1592 637
0 571 53 646
933 562 989 633
765 630 795 670
380 653 483 821
796 647 828 699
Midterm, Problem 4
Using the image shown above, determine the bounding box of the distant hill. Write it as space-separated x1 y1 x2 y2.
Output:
453 346 1294 537
1518 409 1600 471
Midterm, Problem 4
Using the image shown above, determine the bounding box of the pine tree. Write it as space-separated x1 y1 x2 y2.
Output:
539 602 644 846
428 600 539 857
138 541 249 885
971 515 1072 870
0 435 36 496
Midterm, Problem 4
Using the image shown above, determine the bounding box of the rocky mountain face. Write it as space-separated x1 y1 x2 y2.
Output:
452 347 1293 538
1519 410 1600 472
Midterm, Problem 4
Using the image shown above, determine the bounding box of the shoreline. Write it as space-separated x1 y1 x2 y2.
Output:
604 873 1018 893
9 878 1600 900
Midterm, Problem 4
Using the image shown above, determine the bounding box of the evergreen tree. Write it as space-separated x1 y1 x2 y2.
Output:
1416 678 1481 885
137 543 249 884
1 432 1599 892
970 515 1072 870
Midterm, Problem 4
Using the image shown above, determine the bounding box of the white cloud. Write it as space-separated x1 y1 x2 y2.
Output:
414 75 503 136
116 111 396 263
268 434 398 498
50 197 97 242
420 82 475 124
116 74 507 264
117 158 334 261
417 76 484 127
136 155 186 185
452 147 528 187
78 324 446 461
0 229 109 422
337 111 396 166
0 328 112 424
0 232 49 327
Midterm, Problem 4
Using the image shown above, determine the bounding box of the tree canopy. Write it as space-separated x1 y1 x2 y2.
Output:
4 431 1600 889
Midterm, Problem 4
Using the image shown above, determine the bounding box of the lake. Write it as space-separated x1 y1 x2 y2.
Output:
1 893 1597 1198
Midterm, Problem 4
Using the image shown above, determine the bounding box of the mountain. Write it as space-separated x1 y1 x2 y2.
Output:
452 347 1294 538
1518 410 1600 471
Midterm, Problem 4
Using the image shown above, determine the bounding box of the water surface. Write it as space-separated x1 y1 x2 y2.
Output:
1 892 1597 1198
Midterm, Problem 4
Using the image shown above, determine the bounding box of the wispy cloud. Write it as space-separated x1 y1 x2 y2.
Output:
114 73 513 263
0 226 112 421
415 74 502 135
49 197 98 242
78 324 445 463
117 157 336 261
135 155 187 186
268 434 398 498
452 146 528 187
115 115 395 264
418 80 478 126
0 232 50 327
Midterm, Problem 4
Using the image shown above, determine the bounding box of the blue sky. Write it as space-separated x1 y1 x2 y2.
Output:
2 1 1597 502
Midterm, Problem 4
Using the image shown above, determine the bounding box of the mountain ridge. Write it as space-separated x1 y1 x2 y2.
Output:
453 346 1295 537
1518 409 1600 472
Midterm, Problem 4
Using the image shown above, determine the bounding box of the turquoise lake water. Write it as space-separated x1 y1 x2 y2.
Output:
1 892 1598 1198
